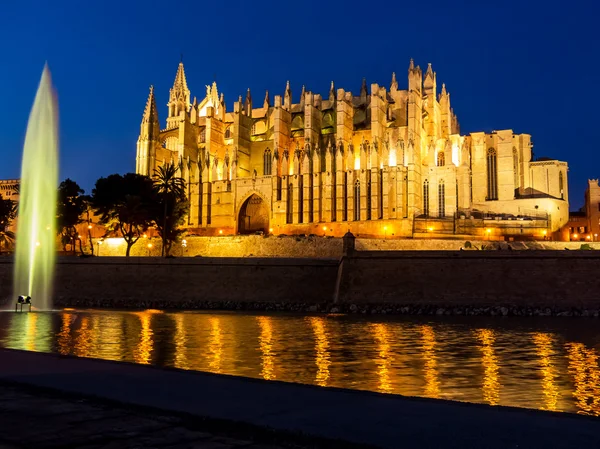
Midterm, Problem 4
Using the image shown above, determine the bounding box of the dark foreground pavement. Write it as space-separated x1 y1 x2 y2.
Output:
0 383 289 449
0 348 599 449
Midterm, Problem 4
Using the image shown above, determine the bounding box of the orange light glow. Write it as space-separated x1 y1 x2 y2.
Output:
88 225 93 229
322 226 327 231
428 227 434 232
486 228 492 234
587 235 591 240
147 243 153 249
542 230 547 236
219 229 223 234
143 233 147 238
269 228 273 233
573 234 578 239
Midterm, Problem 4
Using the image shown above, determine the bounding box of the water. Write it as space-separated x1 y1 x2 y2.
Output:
13 65 59 310
1 310 599 416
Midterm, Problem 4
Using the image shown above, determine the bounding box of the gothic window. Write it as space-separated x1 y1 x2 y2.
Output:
263 148 272 175
366 171 372 220
298 176 304 223
287 183 293 224
513 148 519 191
438 180 446 218
354 179 361 221
199 128 206 144
277 177 282 201
224 126 232 139
487 148 498 201
559 171 564 199
423 179 429 217
437 151 445 167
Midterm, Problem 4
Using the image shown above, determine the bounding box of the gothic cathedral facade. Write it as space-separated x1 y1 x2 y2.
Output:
136 60 569 239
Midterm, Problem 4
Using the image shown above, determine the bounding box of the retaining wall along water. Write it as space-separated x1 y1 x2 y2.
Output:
1 250 599 316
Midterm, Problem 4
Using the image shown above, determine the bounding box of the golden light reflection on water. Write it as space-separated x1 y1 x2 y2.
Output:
133 311 155 364
257 316 275 380
73 316 92 358
208 317 222 373
173 313 188 370
3 311 600 416
565 342 600 416
420 325 440 398
370 323 392 394
309 317 330 386
476 329 500 406
533 333 560 411
57 313 73 355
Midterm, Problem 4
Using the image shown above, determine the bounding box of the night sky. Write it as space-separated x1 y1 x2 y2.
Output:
0 0 597 208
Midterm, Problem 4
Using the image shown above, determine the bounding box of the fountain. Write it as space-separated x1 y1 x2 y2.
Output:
12 65 59 311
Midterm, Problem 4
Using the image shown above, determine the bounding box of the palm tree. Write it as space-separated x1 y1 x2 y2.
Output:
152 163 186 256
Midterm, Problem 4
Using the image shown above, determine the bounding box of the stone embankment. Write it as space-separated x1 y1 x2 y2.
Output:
2 240 600 317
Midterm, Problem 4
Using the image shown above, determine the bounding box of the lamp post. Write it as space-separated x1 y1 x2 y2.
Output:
147 242 153 257
97 239 103 256
383 226 388 239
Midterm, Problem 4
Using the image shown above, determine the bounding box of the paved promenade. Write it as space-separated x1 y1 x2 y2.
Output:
0 384 288 449
0 348 599 448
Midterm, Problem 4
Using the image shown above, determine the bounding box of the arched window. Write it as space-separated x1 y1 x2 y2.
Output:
224 126 232 139
263 148 272 175
513 148 519 192
423 179 429 217
559 171 564 199
354 179 361 221
438 180 445 218
199 128 206 144
487 148 498 201
286 183 293 224
437 151 445 167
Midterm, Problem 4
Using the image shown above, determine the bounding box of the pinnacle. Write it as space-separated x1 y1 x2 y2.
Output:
172 61 189 93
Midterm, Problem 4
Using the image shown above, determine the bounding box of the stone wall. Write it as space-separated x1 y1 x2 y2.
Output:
2 249 600 314
0 257 339 308
336 251 600 308
95 235 600 259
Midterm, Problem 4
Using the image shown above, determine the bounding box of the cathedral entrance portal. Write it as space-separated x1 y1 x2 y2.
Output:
238 194 269 234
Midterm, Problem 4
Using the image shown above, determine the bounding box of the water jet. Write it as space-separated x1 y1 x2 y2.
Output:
12 65 59 311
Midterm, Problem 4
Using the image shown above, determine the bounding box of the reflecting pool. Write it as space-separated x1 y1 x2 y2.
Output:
0 310 599 416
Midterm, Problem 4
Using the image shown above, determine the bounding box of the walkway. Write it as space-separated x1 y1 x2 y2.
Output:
0 348 599 448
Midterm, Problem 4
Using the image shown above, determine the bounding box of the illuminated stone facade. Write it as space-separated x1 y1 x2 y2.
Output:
136 61 569 239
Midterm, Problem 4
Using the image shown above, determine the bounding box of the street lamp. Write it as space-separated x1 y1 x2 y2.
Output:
147 242 153 256
486 228 492 240
383 225 388 239
97 239 103 256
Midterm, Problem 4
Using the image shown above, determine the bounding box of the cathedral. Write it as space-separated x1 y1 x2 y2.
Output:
135 60 569 239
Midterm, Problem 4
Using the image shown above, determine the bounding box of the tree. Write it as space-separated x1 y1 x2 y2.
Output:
152 163 186 257
91 173 154 256
150 193 189 257
0 194 16 254
57 179 87 255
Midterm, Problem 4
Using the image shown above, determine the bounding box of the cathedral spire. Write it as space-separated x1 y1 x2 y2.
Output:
425 63 434 78
409 58 415 71
245 88 252 115
263 89 270 108
142 85 159 126
172 62 190 98
137 85 160 176
360 78 368 99
167 61 191 128
300 85 306 108
329 81 335 102
390 72 398 91
284 80 292 109
441 83 447 96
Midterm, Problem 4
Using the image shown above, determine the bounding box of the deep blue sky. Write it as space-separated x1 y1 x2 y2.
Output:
0 0 597 209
